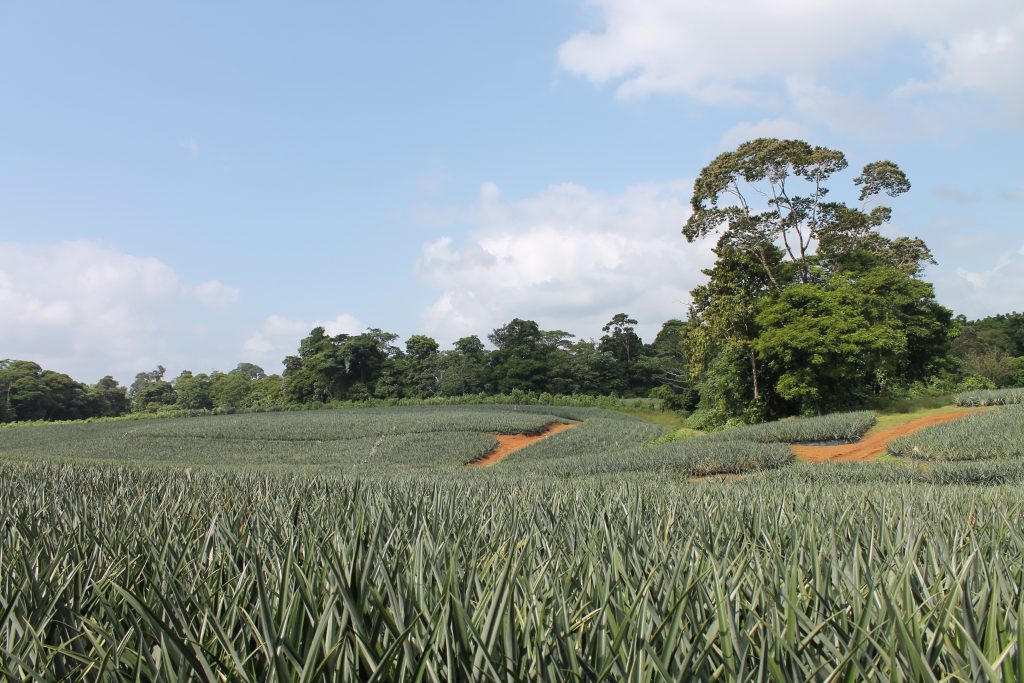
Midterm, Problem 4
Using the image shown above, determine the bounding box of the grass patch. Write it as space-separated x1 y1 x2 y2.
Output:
872 404 978 431
651 427 705 444
871 394 954 415
610 405 689 430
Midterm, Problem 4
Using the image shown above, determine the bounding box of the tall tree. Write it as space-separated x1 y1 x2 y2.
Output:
174 371 213 410
284 327 401 402
684 244 786 406
684 138 919 286
130 366 176 412
599 313 644 391
681 138 948 423
401 335 441 398
487 319 574 393
438 336 488 396
87 376 130 417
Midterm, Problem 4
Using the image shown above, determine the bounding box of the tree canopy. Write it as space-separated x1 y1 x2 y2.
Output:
681 138 952 422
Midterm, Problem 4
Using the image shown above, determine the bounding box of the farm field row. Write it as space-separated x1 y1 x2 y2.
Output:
3 463 1022 680
2 403 1024 480
2 403 1023 680
0 406 576 472
888 404 1024 461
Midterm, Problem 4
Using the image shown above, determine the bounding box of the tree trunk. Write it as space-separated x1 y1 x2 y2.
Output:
749 349 761 401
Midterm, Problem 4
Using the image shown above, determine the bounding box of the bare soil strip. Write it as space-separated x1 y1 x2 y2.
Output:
790 409 983 463
467 420 582 467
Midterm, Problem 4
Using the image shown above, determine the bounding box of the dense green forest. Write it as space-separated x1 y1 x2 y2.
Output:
4 139 1023 426
4 309 1022 425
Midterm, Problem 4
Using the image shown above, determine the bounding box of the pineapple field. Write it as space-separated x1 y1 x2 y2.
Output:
2 404 1023 680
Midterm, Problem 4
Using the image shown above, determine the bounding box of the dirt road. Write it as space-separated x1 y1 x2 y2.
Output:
790 409 981 463
467 420 581 467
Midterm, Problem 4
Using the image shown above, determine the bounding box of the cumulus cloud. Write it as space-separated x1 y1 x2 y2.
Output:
935 247 1024 317
560 0 1024 118
415 181 715 344
900 12 1024 114
189 280 240 307
719 118 811 149
0 240 240 382
242 312 364 371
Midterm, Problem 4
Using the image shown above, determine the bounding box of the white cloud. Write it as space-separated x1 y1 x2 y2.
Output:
0 240 239 382
560 0 1024 118
190 280 240 307
934 246 1024 317
783 76 916 140
900 12 1024 114
242 312 364 371
320 314 363 336
415 180 714 344
719 118 811 149
242 316 306 360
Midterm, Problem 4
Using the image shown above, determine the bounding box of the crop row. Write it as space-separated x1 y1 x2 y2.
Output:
120 406 565 441
0 407 583 472
2 463 1022 681
12 402 991 480
955 387 1024 407
888 405 1024 461
705 411 876 444
768 460 1024 486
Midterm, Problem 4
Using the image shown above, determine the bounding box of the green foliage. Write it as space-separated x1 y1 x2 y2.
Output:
0 359 129 422
646 384 689 411
173 370 213 410
953 312 1024 358
889 406 1024 461
756 278 901 413
130 365 176 411
274 317 678 406
681 139 949 425
283 326 401 402
949 313 1024 388
684 138 916 286
755 269 951 415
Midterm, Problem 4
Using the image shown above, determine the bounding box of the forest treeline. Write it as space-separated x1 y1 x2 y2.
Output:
4 139 1022 426
2 311 1022 425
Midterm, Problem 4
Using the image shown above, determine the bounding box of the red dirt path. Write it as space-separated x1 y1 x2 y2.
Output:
790 409 982 463
467 420 581 467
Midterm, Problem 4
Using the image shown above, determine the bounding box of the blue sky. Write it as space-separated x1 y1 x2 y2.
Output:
1 1 1022 382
